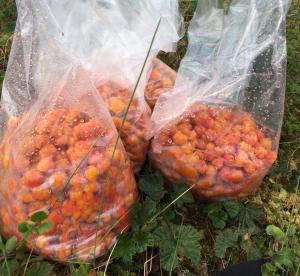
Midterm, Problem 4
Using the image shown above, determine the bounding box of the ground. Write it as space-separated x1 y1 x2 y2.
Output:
0 0 299 275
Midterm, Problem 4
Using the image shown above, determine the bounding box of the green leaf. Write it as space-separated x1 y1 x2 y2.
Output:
170 183 194 207
18 222 29 233
25 262 54 276
205 203 228 229
154 223 201 271
266 225 286 242
173 225 201 263
273 248 294 268
214 229 239 258
70 263 89 276
139 172 166 201
286 225 296 237
0 235 5 250
30 211 48 223
159 240 179 271
132 198 156 230
113 233 136 262
5 236 17 252
223 201 240 218
238 203 263 227
37 222 52 234
133 231 154 253
153 223 178 271
0 259 19 276
261 262 278 276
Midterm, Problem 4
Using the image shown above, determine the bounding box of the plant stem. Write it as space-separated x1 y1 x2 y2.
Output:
22 247 34 276
1 249 11 276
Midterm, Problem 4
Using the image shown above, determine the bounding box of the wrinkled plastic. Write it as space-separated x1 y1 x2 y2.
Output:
0 0 186 261
145 58 177 109
17 0 182 173
151 0 290 200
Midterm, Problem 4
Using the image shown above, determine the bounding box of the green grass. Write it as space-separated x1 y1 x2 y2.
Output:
0 0 299 275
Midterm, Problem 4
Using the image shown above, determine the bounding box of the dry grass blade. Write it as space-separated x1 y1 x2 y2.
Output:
147 184 195 225
92 17 162 265
144 252 157 276
103 240 118 275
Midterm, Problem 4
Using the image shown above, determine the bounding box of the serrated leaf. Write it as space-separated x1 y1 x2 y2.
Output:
113 233 136 262
133 231 154 253
139 172 166 201
266 225 286 242
171 183 194 207
223 201 240 218
173 225 201 263
205 203 228 229
154 223 201 271
37 222 52 234
159 240 179 271
30 211 48 223
5 236 17 252
132 198 156 230
273 248 294 268
214 229 239 258
18 221 29 233
238 203 262 227
25 262 54 276
153 223 178 271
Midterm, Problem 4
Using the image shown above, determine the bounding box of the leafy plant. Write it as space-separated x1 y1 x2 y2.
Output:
204 201 263 229
112 173 200 272
261 224 299 276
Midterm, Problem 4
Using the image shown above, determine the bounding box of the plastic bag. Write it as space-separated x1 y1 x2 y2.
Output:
0 1 138 261
150 0 290 200
38 0 183 172
145 58 177 109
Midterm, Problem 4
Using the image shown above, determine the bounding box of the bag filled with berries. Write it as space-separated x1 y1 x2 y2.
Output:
0 0 145 261
150 0 290 200
38 0 183 172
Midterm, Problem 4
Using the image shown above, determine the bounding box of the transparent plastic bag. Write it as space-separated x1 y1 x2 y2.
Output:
0 1 138 261
150 0 290 200
145 58 177 109
34 0 183 172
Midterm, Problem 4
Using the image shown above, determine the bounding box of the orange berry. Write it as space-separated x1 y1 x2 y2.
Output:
260 138 273 150
21 192 34 203
72 211 81 221
85 166 99 182
149 68 161 81
255 146 268 159
73 120 102 140
180 165 197 179
69 190 82 201
2 155 9 169
50 172 67 190
265 151 277 165
162 78 173 88
35 236 48 249
243 133 258 146
173 131 188 145
39 144 57 158
22 169 43 187
108 98 125 114
37 157 55 172
32 188 51 201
